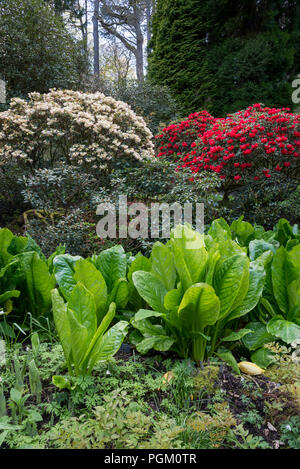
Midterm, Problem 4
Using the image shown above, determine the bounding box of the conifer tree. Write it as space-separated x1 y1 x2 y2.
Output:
148 0 217 115
148 0 300 116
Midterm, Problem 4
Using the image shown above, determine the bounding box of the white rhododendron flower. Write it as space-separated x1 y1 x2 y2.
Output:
0 89 154 170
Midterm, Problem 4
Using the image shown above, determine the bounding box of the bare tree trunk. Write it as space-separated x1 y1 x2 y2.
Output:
134 5 144 81
135 27 144 81
96 0 154 82
84 0 88 53
93 0 100 76
146 0 153 44
77 0 88 54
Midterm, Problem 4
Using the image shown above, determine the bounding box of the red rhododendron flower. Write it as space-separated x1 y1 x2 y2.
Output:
154 104 299 187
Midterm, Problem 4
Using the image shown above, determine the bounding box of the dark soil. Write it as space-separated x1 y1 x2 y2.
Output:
218 364 299 448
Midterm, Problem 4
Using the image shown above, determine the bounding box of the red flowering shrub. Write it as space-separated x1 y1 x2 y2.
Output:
155 104 300 198
155 110 215 160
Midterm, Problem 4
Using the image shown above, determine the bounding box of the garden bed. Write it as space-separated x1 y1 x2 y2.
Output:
1 341 299 449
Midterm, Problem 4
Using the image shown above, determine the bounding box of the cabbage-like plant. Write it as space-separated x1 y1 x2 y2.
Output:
241 241 300 366
0 228 57 320
52 288 128 376
130 223 265 363
213 217 300 360
53 245 131 323
230 216 300 250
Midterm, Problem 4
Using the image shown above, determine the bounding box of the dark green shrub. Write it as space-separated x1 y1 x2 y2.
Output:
26 209 95 258
20 165 98 212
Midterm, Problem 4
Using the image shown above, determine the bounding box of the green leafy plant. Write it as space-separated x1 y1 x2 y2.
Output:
53 245 132 322
0 228 56 322
0 416 21 448
28 359 42 404
279 416 300 449
130 223 264 363
204 218 300 367
230 216 299 250
51 286 128 376
9 388 31 425
47 389 184 449
241 235 300 363
227 423 271 449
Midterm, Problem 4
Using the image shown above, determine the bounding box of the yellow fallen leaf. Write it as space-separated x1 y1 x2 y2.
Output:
162 371 175 384
238 361 265 375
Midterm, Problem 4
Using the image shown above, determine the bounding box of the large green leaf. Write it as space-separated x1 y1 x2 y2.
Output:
92 302 116 341
53 254 82 300
47 245 65 274
170 224 208 291
231 217 254 246
287 279 300 319
7 236 28 257
51 289 72 364
164 287 183 311
213 254 249 319
242 322 275 351
0 260 17 280
67 308 89 373
81 302 117 368
19 252 55 316
68 282 97 343
250 348 276 369
87 320 128 371
132 271 167 313
208 218 232 242
133 309 164 321
274 219 296 246
0 228 14 265
221 329 252 342
136 335 175 354
205 249 221 285
178 282 220 331
96 245 127 291
228 260 265 320
267 316 300 344
74 258 107 322
272 246 299 315
24 234 46 261
127 254 152 282
107 278 129 310
131 316 168 338
289 244 300 272
127 254 152 309
249 239 278 261
151 242 176 291
216 348 240 375
217 240 246 260
0 290 20 304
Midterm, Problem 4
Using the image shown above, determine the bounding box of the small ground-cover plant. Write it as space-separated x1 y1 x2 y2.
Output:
47 389 184 449
1 340 299 449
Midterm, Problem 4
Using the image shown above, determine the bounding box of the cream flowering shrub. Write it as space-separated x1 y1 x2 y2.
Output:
0 89 154 171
